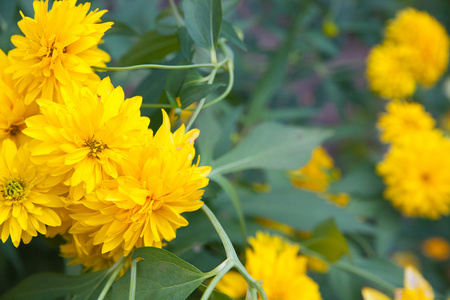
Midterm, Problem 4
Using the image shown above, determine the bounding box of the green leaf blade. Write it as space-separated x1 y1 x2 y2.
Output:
183 0 222 49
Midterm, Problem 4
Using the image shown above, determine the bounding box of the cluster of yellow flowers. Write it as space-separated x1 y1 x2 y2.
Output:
216 232 322 300
371 8 450 219
366 8 449 99
0 0 210 273
362 266 434 300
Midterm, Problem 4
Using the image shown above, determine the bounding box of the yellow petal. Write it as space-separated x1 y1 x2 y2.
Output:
362 287 392 300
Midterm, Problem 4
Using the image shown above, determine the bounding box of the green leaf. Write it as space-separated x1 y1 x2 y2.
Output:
101 17 140 36
179 82 225 108
235 187 374 233
196 108 222 165
178 27 195 60
192 284 234 300
220 20 246 51
182 0 222 49
209 122 332 176
119 31 180 66
106 247 210 300
305 219 351 262
0 270 111 300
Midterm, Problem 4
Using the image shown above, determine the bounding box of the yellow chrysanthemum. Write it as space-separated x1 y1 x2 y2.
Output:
289 146 339 193
366 43 416 99
386 8 449 87
0 140 66 247
65 111 210 260
7 0 112 104
422 237 450 261
362 266 434 300
23 77 150 201
0 50 39 146
377 131 450 219
216 232 322 300
377 100 435 143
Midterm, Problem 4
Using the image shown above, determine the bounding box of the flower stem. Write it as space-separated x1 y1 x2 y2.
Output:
97 256 127 300
200 260 234 300
129 257 138 300
169 0 185 27
92 63 215 72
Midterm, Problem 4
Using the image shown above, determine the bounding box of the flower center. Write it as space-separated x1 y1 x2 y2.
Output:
1 178 26 201
7 125 20 136
85 137 108 158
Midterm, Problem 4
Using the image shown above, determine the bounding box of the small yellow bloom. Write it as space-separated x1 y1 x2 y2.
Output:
216 232 322 300
377 100 435 144
377 130 450 219
322 19 339 38
0 140 66 247
422 237 450 261
7 0 112 104
366 43 416 99
386 8 449 87
24 77 150 201
362 266 434 300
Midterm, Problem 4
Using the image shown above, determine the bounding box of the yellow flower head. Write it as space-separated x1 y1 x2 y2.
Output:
377 131 450 219
7 0 113 104
289 146 339 193
217 232 322 300
0 50 39 146
0 140 66 247
23 77 150 201
386 8 449 87
65 111 210 258
366 43 416 99
362 266 434 300
377 100 435 143
422 237 450 261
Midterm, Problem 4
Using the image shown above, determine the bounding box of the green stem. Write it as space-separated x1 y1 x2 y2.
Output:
334 261 396 295
140 103 175 109
201 60 234 109
169 0 185 27
129 257 138 300
97 256 127 300
200 260 234 300
92 63 215 72
201 204 268 300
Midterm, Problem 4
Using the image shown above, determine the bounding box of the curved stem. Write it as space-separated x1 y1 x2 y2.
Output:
200 60 234 109
140 103 175 109
92 63 216 72
97 256 127 300
200 260 234 300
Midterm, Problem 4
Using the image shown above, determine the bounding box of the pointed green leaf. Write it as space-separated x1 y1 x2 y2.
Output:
179 82 225 108
209 123 332 176
106 247 210 300
0 270 111 300
220 20 246 51
182 0 222 49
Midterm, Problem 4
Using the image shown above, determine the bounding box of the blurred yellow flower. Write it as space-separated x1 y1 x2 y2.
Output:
422 237 450 261
391 251 421 270
7 0 112 104
377 131 450 219
289 146 339 193
0 50 39 146
386 8 449 87
65 111 210 259
216 232 322 300
362 266 434 300
377 101 435 144
322 19 339 38
0 140 66 247
366 43 416 99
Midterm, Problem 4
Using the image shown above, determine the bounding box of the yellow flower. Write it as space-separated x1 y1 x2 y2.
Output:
386 8 449 87
366 43 416 99
169 97 197 126
377 131 450 219
288 146 339 193
362 266 434 300
422 237 450 261
23 77 150 201
65 111 210 258
322 19 339 38
377 100 435 143
7 0 112 104
0 140 66 247
0 50 39 146
216 232 322 300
